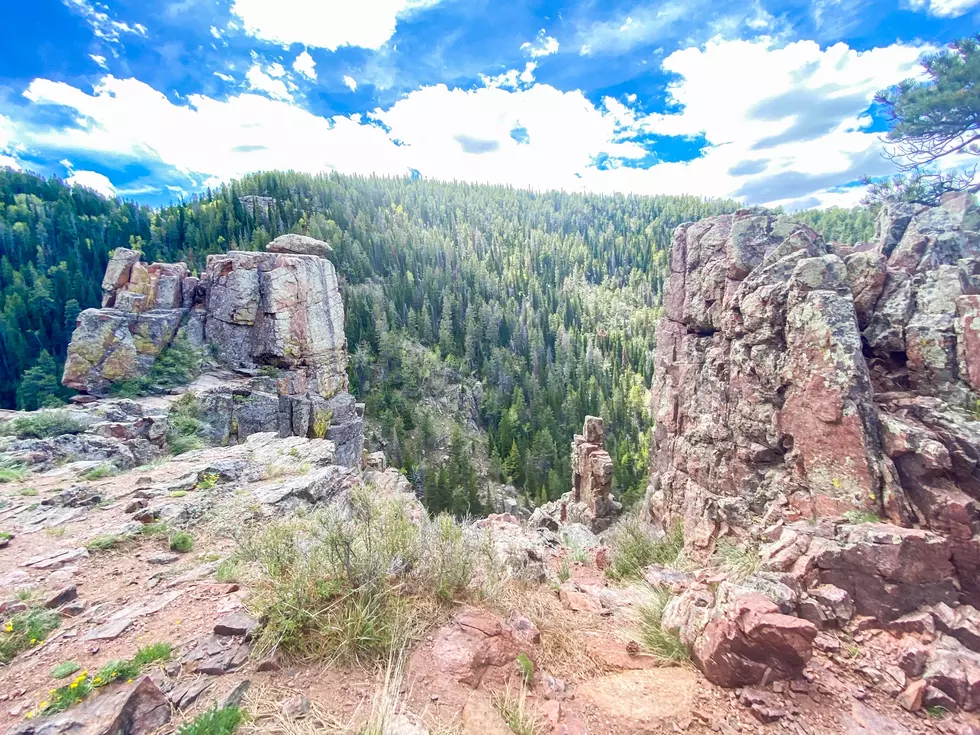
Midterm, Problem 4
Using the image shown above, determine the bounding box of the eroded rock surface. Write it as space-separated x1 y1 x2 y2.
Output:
58 236 364 466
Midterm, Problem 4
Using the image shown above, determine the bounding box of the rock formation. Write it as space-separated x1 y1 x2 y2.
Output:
570 416 620 531
60 236 363 466
644 192 980 708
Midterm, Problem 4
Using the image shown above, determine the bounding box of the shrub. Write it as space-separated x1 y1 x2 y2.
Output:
636 587 688 664
167 394 208 455
516 653 534 686
170 531 194 553
1 410 88 439
0 608 60 663
605 517 684 581
242 488 477 662
19 488 38 497
176 706 243 735
112 334 202 398
195 472 220 490
215 559 241 583
0 456 28 483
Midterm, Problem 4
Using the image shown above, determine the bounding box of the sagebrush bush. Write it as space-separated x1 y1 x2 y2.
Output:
1 410 88 439
170 531 194 553
605 516 685 581
242 488 478 662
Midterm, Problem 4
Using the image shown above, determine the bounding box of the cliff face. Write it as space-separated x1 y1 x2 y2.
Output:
60 235 362 466
645 192 980 601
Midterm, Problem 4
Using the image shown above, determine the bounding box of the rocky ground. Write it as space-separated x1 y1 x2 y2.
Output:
1 435 977 735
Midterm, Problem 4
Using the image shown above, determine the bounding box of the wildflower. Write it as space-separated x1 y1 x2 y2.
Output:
93 677 101 684
30 638 38 645
174 620 181 625
39 701 48 709
69 682 78 689
4 622 12 632
126 679 133 684
24 712 33 720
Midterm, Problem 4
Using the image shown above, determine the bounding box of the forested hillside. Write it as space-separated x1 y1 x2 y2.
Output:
0 168 873 507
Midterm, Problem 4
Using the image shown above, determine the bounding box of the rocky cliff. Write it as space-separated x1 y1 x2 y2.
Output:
644 192 980 711
59 235 363 466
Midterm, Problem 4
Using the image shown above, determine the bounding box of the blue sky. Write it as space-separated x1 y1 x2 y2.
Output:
0 0 976 209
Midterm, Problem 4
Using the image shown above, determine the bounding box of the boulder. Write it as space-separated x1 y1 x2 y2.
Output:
266 233 332 258
426 607 521 688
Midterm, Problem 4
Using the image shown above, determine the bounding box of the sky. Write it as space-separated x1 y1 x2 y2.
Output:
0 0 976 209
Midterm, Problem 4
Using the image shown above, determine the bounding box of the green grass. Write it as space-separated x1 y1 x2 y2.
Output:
0 410 88 440
0 608 61 663
79 464 118 481
167 393 208 455
18 488 38 497
557 558 571 582
169 531 194 553
0 531 12 541
215 559 241 583
140 522 171 536
711 539 761 583
86 534 129 551
169 490 189 498
242 488 477 663
0 456 28 483
843 510 881 524
516 653 534 687
33 643 173 716
605 517 685 582
50 661 81 679
176 706 243 735
492 689 543 735
636 587 689 664
926 706 951 720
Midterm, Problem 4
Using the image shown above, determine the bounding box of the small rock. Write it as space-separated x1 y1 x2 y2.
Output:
214 612 259 639
85 618 132 641
256 654 281 672
148 554 180 565
125 499 148 514
923 685 957 712
168 678 214 710
814 632 841 653
60 600 87 617
739 688 787 723
897 680 926 712
461 695 511 735
221 680 251 709
898 644 928 678
281 693 310 720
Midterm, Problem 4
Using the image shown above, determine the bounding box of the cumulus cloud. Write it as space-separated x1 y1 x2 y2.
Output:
230 0 442 51
66 169 116 198
246 64 293 100
521 29 559 58
7 37 929 208
293 51 317 81
906 0 980 16
343 75 358 91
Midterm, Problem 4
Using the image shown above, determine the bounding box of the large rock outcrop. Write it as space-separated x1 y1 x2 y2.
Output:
61 236 363 466
644 192 980 611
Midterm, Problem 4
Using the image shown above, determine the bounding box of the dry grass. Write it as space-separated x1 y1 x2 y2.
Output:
485 581 607 681
239 686 345 735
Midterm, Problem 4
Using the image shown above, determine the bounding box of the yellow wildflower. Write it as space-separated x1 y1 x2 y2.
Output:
25 712 33 720
4 623 12 632
70 682 78 689
39 702 48 709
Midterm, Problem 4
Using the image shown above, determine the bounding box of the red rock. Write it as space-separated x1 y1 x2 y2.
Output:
897 680 926 712
693 593 817 688
460 695 511 734
558 583 602 614
428 607 521 688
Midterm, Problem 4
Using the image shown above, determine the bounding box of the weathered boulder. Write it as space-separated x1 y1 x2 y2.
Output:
663 587 816 687
425 606 522 688
266 233 332 258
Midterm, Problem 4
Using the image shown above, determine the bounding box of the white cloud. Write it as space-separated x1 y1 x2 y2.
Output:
906 0 980 16
63 0 147 44
8 37 929 208
66 170 116 198
480 62 537 90
230 0 442 51
521 29 560 58
246 64 293 100
343 75 358 91
90 54 108 69
576 2 689 55
266 63 286 78
293 51 317 81
214 72 235 82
